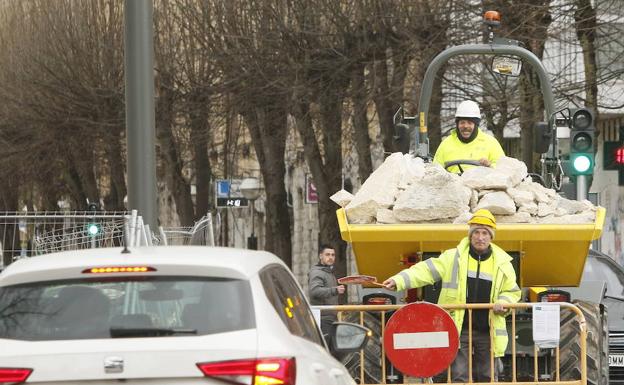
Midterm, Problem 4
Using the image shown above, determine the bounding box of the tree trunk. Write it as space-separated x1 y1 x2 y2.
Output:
188 89 213 220
318 84 348 279
351 63 373 183
429 68 446 153
292 86 347 278
0 173 19 266
156 73 194 226
105 134 127 211
372 51 409 154
243 98 292 267
519 70 544 172
574 0 599 112
372 58 395 154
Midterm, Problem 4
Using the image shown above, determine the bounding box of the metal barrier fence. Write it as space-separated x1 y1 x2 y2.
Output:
158 214 215 246
0 210 152 268
314 303 587 385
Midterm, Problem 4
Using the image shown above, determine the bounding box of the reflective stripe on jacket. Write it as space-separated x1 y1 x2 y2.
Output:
390 237 521 357
433 129 505 173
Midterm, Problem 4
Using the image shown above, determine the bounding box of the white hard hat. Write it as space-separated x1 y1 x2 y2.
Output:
455 100 481 119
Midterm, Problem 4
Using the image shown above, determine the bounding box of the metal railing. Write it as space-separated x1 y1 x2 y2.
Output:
0 210 152 268
314 303 587 385
158 214 215 246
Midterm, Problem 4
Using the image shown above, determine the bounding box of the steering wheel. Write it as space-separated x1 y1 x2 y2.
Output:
443 159 483 174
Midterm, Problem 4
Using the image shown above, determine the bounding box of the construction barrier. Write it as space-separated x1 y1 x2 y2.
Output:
0 210 152 268
313 303 587 385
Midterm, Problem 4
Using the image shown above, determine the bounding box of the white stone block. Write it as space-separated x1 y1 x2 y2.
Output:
393 178 471 221
557 196 592 215
453 211 473 224
507 187 535 206
461 166 511 190
493 156 528 187
330 189 354 208
398 154 426 189
377 208 400 224
495 212 533 223
518 202 539 215
537 201 557 217
475 191 516 215
469 189 479 211
538 212 596 224
345 152 404 222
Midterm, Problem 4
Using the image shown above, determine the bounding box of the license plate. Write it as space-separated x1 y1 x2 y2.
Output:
609 354 624 367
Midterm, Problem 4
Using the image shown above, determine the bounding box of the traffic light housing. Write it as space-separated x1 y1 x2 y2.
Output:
603 127 624 185
86 201 101 237
604 142 624 170
568 108 595 176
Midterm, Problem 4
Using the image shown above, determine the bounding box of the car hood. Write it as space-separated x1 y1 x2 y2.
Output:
0 329 257 382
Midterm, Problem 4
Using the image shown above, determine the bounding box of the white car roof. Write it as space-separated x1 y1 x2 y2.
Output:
0 246 288 286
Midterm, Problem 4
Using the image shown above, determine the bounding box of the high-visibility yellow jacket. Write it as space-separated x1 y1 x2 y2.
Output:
433 129 505 173
389 237 521 357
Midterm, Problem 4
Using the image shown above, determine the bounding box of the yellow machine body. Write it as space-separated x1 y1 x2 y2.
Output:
337 207 605 288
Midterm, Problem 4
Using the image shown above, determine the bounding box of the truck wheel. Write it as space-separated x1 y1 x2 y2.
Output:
341 311 383 383
558 300 608 385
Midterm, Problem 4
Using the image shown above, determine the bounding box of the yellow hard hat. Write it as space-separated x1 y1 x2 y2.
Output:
468 209 497 230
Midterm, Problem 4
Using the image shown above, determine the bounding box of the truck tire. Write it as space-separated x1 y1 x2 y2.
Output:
341 311 383 384
558 300 608 385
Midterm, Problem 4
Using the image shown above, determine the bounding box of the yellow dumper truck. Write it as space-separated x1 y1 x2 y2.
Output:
338 207 608 384
336 11 612 385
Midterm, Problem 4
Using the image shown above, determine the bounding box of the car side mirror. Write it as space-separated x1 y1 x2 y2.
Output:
330 322 370 353
533 122 552 154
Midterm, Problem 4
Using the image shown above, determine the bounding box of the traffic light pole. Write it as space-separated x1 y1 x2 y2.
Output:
124 0 159 230
576 175 588 201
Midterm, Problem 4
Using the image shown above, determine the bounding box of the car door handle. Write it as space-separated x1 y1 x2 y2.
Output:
311 363 325 373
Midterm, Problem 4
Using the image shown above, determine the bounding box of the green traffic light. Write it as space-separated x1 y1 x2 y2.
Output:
571 153 593 175
87 223 101 236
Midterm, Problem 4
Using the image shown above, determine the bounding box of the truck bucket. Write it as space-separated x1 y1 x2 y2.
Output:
337 207 605 287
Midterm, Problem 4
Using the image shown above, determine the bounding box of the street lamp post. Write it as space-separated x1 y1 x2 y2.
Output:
240 177 261 250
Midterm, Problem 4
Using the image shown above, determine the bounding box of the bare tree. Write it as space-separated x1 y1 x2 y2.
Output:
573 0 598 111
0 0 126 210
184 0 293 265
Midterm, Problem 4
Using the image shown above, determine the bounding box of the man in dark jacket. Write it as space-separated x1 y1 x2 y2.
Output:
308 244 345 349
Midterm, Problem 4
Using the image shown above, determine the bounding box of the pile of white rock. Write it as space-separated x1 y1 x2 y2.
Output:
331 153 597 225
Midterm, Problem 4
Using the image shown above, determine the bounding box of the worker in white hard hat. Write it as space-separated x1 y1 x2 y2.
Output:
433 100 505 173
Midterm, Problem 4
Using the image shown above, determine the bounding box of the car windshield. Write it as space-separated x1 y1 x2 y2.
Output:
0 276 255 341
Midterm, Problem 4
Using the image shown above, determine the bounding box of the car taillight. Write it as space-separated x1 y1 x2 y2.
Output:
197 357 296 385
0 368 32 384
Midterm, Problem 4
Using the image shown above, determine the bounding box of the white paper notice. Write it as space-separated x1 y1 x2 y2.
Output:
311 307 321 328
532 304 560 348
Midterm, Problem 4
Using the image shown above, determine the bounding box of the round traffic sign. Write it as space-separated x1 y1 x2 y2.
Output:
383 302 459 378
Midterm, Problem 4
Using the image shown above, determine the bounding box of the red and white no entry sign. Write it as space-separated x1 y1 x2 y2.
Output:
383 302 459 378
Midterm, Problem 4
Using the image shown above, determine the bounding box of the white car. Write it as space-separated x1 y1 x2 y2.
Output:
0 246 367 384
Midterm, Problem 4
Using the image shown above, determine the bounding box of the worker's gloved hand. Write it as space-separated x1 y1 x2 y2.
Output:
336 285 345 294
381 278 397 291
492 302 507 315
479 158 492 167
